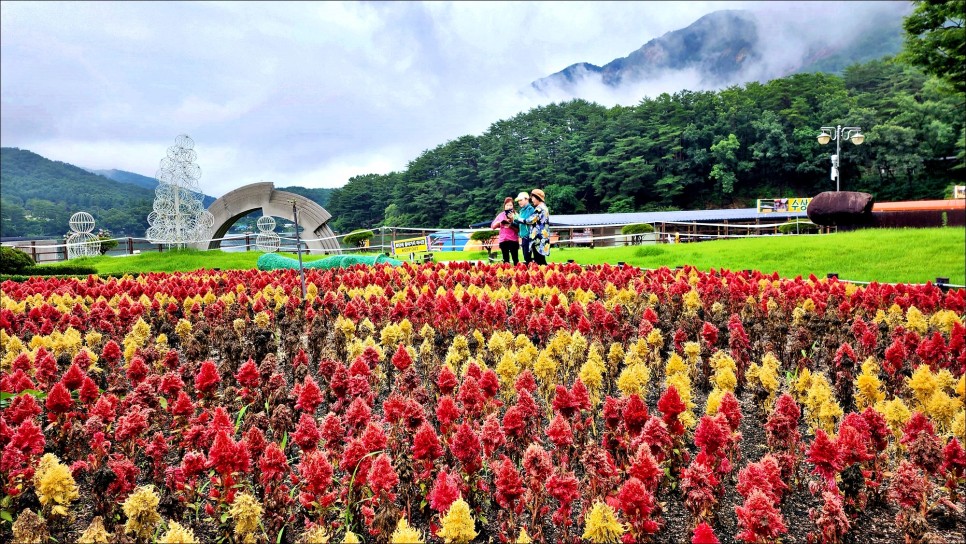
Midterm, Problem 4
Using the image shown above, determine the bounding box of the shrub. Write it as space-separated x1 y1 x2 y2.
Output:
621 223 655 235
778 220 820 234
343 229 374 247
21 264 98 276
0 246 35 273
96 229 119 255
471 229 499 241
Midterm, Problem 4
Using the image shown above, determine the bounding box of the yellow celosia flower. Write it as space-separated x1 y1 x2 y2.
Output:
437 497 478 544
254 311 272 330
665 353 688 377
534 351 559 388
158 520 198 544
229 492 263 541
579 351 606 406
581 500 625 543
77 516 111 543
905 306 928 335
607 343 625 376
122 486 162 540
705 388 725 415
929 310 962 334
907 364 939 409
617 363 650 398
515 527 533 544
952 411 965 440
714 367 737 393
683 289 702 315
496 351 521 394
301 525 331 543
855 359 885 409
358 317 376 338
683 341 701 362
876 397 912 438
390 516 425 544
645 329 664 350
926 390 961 434
34 453 79 517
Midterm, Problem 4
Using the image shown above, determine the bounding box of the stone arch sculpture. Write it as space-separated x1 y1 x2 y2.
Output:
197 182 342 253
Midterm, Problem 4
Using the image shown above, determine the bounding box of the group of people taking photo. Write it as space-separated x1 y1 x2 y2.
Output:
490 188 550 265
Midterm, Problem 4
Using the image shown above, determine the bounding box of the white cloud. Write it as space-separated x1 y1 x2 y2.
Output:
1 1 911 198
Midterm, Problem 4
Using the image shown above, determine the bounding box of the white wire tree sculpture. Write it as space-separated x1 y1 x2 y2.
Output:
66 212 100 259
145 134 214 248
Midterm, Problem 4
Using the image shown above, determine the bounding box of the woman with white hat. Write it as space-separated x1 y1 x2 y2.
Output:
518 188 550 265
512 192 535 264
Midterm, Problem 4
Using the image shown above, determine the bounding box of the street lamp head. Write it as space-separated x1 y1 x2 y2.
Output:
817 132 831 145
850 132 865 145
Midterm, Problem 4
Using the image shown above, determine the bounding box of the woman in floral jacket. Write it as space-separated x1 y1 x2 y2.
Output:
517 188 550 265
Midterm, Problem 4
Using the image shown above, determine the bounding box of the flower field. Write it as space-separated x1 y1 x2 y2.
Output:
1 262 964 543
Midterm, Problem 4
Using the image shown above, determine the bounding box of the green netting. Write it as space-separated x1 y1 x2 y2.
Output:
257 253 403 271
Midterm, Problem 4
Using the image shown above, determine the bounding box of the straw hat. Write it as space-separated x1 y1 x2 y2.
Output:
530 188 545 202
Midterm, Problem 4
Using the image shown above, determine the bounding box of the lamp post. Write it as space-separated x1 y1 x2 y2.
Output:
817 125 864 191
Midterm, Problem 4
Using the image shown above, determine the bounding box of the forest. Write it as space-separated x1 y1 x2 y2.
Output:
325 58 964 232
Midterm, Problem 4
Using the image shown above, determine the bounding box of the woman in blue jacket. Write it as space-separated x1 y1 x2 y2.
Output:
517 188 550 265
512 192 535 264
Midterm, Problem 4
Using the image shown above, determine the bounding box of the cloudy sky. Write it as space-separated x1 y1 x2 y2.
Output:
1 1 910 197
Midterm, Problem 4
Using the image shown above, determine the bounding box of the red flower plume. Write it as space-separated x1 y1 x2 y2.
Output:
367 453 399 497
428 469 460 514
391 344 412 371
692 522 720 544
235 358 260 389
194 360 221 395
295 375 323 413
45 381 73 415
494 456 525 510
293 412 321 451
657 386 686 436
807 429 842 482
413 421 443 462
546 412 574 449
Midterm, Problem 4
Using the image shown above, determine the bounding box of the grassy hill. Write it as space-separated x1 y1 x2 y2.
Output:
92 168 216 207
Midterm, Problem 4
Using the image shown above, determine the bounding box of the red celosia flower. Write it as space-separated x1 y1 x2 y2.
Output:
810 488 850 543
901 412 943 475
718 391 742 432
694 414 728 457
100 340 122 365
547 469 580 524
126 356 149 385
428 469 460 514
320 412 345 448
293 412 321 451
5 394 42 426
737 454 787 504
629 445 662 489
1 370 35 393
45 380 73 415
235 358 260 389
701 322 719 348
436 395 460 433
807 429 843 482
680 456 719 521
481 413 505 458
391 344 412 371
345 396 373 432
523 443 553 485
361 421 388 452
259 442 289 485
623 394 649 436
692 522 720 544
367 453 399 497
889 460 927 510
295 375 323 413
836 421 873 467
883 337 907 377
159 372 184 397
766 394 801 451
479 369 500 399
603 396 624 431
514 371 537 395
298 449 336 509
641 416 673 462
861 406 890 453
735 489 787 543
546 413 574 449
244 426 266 461
657 386 686 436
10 419 45 455
171 390 195 417
502 405 525 441
107 456 139 500
457 375 486 418
941 437 966 478
494 456 525 510
413 421 443 462
62 361 87 390
450 422 482 474
194 359 221 395
436 365 458 395
616 477 659 535
91 393 118 422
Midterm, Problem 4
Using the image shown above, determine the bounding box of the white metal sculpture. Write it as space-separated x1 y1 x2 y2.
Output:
145 135 215 247
66 212 100 259
255 215 281 253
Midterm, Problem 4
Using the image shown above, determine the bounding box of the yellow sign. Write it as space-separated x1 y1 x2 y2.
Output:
391 236 430 255
757 198 811 213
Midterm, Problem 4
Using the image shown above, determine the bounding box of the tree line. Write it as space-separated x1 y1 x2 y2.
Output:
325 57 964 232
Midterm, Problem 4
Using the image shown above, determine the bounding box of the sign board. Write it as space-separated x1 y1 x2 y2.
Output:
954 186 966 199
757 198 811 213
391 236 430 255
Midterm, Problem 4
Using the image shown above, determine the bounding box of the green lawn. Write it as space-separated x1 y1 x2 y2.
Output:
22 228 965 285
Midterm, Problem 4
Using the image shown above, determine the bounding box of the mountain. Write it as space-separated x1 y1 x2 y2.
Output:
92 168 217 207
1 148 154 238
276 186 334 208
532 7 907 95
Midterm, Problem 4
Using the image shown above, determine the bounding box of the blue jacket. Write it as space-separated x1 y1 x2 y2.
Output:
513 204 535 238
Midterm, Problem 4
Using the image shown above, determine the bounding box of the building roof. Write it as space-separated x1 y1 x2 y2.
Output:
549 208 807 227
